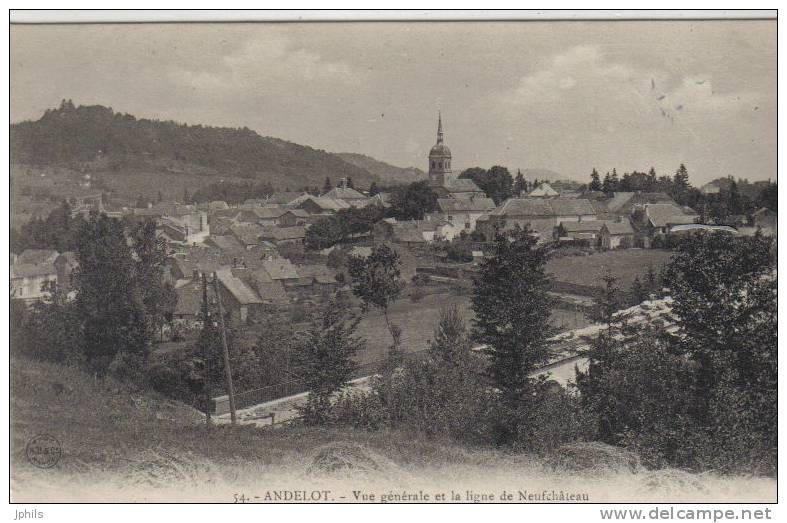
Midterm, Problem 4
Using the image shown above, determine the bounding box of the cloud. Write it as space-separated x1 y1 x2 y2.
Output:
479 44 769 180
497 45 762 127
166 33 358 95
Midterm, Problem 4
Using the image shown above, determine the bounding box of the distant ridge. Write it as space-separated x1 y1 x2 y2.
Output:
336 152 426 185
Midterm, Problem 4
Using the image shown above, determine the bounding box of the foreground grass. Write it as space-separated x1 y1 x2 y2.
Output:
10 356 776 503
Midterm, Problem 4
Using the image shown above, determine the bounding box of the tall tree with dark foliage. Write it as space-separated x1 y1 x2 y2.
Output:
471 225 555 444
74 214 149 376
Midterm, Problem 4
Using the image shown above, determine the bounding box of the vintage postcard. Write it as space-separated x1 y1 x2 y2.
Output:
7 10 778 509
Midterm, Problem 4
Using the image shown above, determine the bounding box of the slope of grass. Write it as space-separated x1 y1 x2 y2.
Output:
546 249 673 290
10 356 775 503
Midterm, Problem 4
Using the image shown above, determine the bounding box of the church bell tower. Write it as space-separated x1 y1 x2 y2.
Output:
428 112 453 187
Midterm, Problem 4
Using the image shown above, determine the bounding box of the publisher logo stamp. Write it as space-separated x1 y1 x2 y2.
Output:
26 434 62 469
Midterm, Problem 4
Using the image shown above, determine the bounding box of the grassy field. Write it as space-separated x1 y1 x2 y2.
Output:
353 291 588 365
10 357 775 503
546 249 674 290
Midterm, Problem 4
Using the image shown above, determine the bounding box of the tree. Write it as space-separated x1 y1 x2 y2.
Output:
74 214 149 377
305 216 349 250
756 182 777 212
602 171 613 193
374 304 490 440
387 180 439 220
323 176 333 194
11 201 85 253
609 168 619 192
135 194 150 209
589 168 602 192
663 231 775 422
671 164 691 205
292 294 364 425
588 271 625 330
726 178 741 215
459 166 513 205
368 181 380 196
429 304 472 365
579 231 777 473
513 169 527 196
346 177 354 189
470 225 555 444
17 281 83 364
647 167 657 188
346 243 404 347
631 276 648 305
183 187 191 204
130 220 177 341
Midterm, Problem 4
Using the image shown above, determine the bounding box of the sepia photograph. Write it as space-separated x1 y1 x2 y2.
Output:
7 9 779 508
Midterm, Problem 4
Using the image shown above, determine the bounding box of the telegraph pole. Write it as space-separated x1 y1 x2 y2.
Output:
200 273 212 425
212 272 237 425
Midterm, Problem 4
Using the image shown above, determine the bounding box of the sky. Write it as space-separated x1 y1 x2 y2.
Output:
10 20 776 185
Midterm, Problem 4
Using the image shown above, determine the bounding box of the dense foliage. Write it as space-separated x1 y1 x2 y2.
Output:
460 165 514 205
387 181 439 220
304 204 386 250
292 294 365 425
10 201 85 253
13 213 176 382
11 100 376 187
190 180 275 204
585 164 777 221
578 231 777 474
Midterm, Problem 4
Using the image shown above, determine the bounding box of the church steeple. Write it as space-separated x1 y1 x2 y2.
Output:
428 112 453 187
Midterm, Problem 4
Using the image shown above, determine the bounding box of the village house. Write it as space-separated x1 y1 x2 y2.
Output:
260 256 301 289
555 220 604 245
437 196 496 237
258 225 307 246
374 217 452 246
215 268 263 324
10 249 60 302
603 191 678 217
229 223 268 249
599 220 636 249
528 182 560 198
288 194 351 215
322 184 370 207
266 191 308 206
640 203 699 235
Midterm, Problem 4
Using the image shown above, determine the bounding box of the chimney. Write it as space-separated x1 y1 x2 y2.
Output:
233 257 238 268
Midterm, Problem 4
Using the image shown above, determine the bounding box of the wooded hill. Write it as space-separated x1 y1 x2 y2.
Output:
335 152 425 185
10 101 392 191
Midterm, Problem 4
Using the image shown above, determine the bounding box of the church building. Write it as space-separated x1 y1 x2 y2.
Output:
428 113 485 200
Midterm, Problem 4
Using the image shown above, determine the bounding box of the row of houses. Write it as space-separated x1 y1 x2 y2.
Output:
372 190 735 249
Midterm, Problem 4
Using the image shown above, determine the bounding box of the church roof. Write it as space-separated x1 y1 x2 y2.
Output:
429 143 452 157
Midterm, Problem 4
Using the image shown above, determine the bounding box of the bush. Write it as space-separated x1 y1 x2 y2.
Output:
329 390 387 430
511 380 595 454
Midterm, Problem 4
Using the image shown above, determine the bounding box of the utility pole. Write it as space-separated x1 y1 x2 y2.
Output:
200 273 212 425
212 272 237 425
